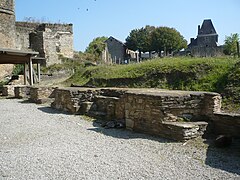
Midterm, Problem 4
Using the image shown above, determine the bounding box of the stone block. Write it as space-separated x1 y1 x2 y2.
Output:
79 102 93 115
2 85 16 96
14 85 30 98
126 118 134 130
29 86 56 104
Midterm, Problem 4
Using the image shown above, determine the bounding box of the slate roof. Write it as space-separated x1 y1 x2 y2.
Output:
106 36 126 47
198 19 217 35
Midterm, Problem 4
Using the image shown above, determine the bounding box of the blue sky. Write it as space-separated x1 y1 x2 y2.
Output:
16 0 240 51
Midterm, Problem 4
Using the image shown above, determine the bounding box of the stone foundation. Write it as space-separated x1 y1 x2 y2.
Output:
212 113 240 137
29 86 56 104
14 85 30 98
51 88 99 114
3 86 237 141
51 88 223 141
2 85 17 96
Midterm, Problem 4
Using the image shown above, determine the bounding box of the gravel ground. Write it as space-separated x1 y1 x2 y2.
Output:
0 98 239 180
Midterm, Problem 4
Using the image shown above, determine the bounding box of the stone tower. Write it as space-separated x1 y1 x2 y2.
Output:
0 0 15 80
0 0 16 48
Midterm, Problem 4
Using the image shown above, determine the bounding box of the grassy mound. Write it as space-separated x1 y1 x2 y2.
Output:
66 57 238 93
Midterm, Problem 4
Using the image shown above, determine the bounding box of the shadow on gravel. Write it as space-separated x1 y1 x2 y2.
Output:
37 106 71 115
88 120 175 144
19 99 32 103
205 138 240 175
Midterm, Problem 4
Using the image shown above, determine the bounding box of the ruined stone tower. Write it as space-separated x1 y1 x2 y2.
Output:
0 0 16 48
0 0 15 80
0 0 74 69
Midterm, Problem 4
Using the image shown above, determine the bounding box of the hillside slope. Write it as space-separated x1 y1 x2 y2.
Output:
67 57 238 94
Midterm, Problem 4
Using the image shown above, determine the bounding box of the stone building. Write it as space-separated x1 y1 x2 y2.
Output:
102 36 138 64
187 19 224 57
15 22 74 66
0 0 74 68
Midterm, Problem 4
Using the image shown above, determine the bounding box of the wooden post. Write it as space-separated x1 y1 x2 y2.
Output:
29 58 33 86
136 53 139 63
237 41 240 58
24 63 27 85
37 62 40 83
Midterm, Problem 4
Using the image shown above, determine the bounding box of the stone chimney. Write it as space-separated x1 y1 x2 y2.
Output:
198 25 201 35
190 38 195 44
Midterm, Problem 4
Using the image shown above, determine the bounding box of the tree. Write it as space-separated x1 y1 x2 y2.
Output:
151 26 187 57
85 36 108 62
125 26 155 59
223 33 240 57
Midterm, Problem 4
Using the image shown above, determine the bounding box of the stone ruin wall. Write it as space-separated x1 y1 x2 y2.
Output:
49 88 222 141
15 22 39 51
0 0 15 48
188 46 224 57
40 23 74 66
0 0 15 80
4 86 240 141
15 22 74 66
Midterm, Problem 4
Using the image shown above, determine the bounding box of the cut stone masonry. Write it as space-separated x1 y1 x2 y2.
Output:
8 86 240 141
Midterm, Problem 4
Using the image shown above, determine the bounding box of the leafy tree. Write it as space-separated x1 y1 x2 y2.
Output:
126 26 155 59
151 26 187 57
126 26 187 59
85 36 108 62
223 33 240 57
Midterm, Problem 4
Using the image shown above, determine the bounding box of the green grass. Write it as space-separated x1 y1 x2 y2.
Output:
66 57 238 93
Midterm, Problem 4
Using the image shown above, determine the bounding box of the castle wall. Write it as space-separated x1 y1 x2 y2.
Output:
0 0 16 48
197 35 218 47
15 22 38 50
15 22 74 66
0 0 15 80
188 46 224 57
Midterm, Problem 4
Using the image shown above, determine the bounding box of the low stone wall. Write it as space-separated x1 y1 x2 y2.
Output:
12 86 237 141
14 85 31 98
51 88 222 141
116 90 221 141
212 113 240 137
29 86 56 104
2 85 16 96
51 88 100 114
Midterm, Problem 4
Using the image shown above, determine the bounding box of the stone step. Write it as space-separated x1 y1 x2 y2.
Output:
88 111 107 119
94 95 120 101
161 121 208 141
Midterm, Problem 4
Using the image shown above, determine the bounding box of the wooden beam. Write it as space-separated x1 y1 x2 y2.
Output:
37 63 41 83
24 63 28 85
29 58 33 86
0 54 31 64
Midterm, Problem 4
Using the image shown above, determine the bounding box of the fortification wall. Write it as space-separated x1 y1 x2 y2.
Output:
15 22 37 50
0 0 15 48
0 0 14 12
15 22 74 66
0 0 15 80
189 46 224 57
42 27 74 65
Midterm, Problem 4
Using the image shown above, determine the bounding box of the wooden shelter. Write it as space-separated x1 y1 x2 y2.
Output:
0 48 45 85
